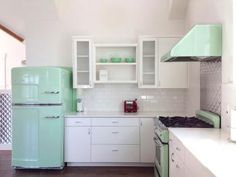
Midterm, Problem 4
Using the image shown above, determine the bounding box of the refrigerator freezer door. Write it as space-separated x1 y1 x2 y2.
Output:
12 105 64 168
12 67 63 104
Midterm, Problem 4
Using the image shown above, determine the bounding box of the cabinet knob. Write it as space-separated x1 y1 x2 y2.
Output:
171 152 175 162
88 128 91 135
176 147 181 151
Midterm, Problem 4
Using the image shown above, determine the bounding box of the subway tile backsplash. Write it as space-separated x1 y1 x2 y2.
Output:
81 85 187 112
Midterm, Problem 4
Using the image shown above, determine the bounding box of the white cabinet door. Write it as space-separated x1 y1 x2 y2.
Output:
140 118 155 162
158 38 188 88
138 37 158 88
64 127 91 162
72 37 93 88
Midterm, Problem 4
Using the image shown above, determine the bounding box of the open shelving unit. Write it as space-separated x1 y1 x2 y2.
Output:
94 44 138 84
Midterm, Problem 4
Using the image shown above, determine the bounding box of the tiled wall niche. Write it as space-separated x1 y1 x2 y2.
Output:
200 59 222 115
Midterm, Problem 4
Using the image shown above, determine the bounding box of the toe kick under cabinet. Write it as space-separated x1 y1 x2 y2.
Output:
64 117 155 165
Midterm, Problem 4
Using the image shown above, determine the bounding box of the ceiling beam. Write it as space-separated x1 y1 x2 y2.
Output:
0 23 24 42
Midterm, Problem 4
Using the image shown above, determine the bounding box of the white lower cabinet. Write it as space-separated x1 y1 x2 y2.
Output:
65 126 91 162
65 117 155 165
169 132 215 177
91 145 140 162
169 147 185 177
140 118 155 162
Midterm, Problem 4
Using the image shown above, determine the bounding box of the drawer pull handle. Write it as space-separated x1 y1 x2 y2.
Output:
171 152 175 162
176 147 181 151
75 121 82 123
45 116 60 119
44 91 60 94
112 149 119 152
112 132 119 134
88 128 91 135
112 121 119 124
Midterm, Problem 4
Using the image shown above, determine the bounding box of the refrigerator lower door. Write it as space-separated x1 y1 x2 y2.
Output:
12 105 64 168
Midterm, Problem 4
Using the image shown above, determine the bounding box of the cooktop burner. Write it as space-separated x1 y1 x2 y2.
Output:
158 116 214 128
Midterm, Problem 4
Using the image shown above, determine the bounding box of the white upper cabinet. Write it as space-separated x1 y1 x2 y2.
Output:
158 38 189 88
72 36 93 88
138 38 158 88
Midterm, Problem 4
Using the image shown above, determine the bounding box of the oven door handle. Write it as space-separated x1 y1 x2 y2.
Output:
153 137 164 147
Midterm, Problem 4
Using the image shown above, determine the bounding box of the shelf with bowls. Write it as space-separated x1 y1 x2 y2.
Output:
94 44 138 84
94 80 138 84
96 63 137 66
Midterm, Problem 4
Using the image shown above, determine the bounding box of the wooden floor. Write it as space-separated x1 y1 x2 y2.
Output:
0 151 154 177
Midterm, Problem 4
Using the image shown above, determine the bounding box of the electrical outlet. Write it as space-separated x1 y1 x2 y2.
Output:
140 96 147 100
146 95 154 100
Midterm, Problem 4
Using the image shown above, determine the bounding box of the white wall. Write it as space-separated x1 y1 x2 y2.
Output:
23 0 191 113
185 0 233 129
25 0 185 66
0 29 25 90
185 0 233 84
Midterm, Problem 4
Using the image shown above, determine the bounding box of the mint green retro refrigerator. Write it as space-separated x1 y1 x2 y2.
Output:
11 67 76 169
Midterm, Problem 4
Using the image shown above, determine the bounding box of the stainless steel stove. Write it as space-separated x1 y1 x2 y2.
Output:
153 110 221 177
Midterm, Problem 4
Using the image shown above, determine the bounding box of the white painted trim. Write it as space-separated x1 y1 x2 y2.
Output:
0 144 12 150
94 44 138 47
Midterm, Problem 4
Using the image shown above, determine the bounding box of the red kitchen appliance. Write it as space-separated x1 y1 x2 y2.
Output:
124 99 138 113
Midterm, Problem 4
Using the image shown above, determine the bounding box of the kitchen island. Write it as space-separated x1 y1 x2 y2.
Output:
169 128 236 177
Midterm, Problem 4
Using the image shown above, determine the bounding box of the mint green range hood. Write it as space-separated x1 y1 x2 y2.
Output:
161 24 222 62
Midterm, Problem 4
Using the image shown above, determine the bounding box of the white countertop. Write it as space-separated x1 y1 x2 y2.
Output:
169 128 236 177
65 111 187 118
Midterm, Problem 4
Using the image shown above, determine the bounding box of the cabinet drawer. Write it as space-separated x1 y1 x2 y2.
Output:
91 145 140 162
65 118 91 127
92 118 139 127
92 127 139 145
169 146 185 177
169 131 185 160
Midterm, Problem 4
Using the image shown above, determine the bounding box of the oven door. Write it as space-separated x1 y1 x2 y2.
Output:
154 137 168 177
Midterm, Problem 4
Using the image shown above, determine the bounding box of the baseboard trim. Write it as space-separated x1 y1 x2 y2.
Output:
66 162 154 167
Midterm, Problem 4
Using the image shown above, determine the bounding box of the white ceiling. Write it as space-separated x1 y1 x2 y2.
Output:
0 0 189 38
0 0 59 37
